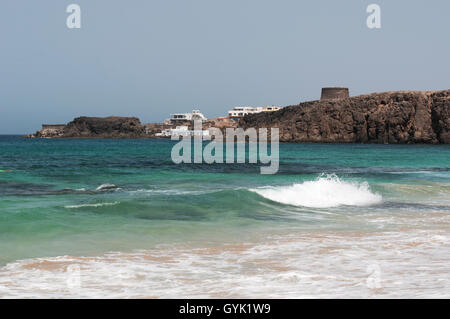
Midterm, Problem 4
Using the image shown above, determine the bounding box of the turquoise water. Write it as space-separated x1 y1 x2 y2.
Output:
1 136 450 298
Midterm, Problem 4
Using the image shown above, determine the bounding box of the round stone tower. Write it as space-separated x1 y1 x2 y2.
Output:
320 87 350 100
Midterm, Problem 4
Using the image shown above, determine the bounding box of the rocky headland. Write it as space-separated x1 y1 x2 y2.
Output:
241 90 450 144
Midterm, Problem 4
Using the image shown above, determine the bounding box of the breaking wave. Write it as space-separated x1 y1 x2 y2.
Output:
96 184 118 191
251 174 382 208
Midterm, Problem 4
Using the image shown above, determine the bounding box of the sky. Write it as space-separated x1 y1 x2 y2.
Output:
1 0 449 134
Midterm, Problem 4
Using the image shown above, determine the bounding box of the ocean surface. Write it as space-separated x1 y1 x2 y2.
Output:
0 135 449 298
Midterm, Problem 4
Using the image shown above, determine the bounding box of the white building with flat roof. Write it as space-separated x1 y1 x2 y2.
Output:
228 106 281 118
228 107 259 118
170 110 207 122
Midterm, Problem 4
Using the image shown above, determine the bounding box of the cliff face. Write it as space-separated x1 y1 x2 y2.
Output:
240 90 450 144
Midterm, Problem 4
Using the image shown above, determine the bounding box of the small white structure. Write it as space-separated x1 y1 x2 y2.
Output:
171 126 190 136
170 110 207 122
228 107 259 118
260 106 281 112
157 125 209 138
228 106 281 118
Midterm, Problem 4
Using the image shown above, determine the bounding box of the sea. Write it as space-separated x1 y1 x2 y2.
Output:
0 135 449 298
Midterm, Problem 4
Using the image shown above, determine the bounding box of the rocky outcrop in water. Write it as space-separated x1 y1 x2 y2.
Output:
240 90 450 144
63 116 147 138
27 116 147 138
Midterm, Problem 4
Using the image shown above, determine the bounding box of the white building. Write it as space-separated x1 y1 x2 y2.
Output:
170 110 207 122
228 107 259 118
228 106 281 118
156 126 209 138
260 106 281 112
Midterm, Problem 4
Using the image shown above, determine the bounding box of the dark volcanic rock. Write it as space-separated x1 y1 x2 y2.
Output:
240 90 450 144
62 116 147 138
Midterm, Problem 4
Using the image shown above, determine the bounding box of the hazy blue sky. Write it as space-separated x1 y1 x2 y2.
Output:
1 0 449 134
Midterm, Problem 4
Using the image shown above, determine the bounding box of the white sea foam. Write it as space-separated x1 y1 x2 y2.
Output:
1 229 449 298
95 184 118 191
64 202 120 209
251 174 382 208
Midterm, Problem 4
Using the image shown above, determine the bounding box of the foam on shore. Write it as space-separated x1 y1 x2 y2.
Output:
0 229 449 298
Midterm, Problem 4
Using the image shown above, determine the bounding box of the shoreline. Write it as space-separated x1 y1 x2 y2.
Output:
1 227 449 298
